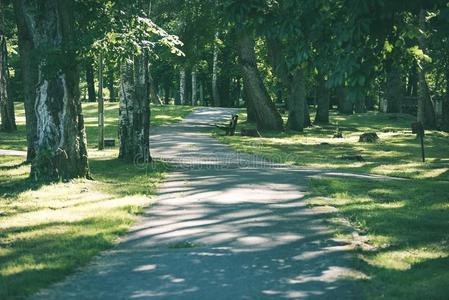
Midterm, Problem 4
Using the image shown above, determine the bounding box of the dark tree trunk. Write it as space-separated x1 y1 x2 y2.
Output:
237 29 283 131
85 60 96 102
14 0 90 181
212 32 221 107
385 55 402 113
406 64 418 97
148 69 162 105
14 1 37 161
314 75 330 124
286 69 306 131
337 86 353 115
354 93 367 113
243 83 256 123
0 32 16 132
266 37 290 109
442 68 449 132
118 54 151 163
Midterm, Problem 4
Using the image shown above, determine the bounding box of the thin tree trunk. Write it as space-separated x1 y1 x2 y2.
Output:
14 0 37 161
237 28 283 131
286 68 306 131
85 60 96 102
199 81 204 106
314 75 330 124
148 68 162 105
212 31 221 107
179 68 186 105
0 31 16 131
15 0 90 180
98 51 104 150
191 68 197 106
417 9 436 129
354 92 367 113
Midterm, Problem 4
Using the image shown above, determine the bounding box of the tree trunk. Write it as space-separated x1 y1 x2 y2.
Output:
212 31 221 107
0 32 16 132
314 75 330 124
237 29 283 131
266 37 290 109
179 68 186 105
243 82 256 123
85 60 96 102
354 93 367 113
148 68 162 105
97 51 104 150
286 68 306 131
107 66 116 102
191 68 197 106
337 86 353 115
417 9 436 129
199 81 204 106
406 64 418 97
118 54 151 163
385 56 402 113
442 68 449 132
15 0 90 180
14 0 37 161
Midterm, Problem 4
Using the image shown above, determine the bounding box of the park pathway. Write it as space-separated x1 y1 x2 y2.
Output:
33 108 360 299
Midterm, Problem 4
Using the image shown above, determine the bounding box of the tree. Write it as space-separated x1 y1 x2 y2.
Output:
0 1 16 132
14 0 90 181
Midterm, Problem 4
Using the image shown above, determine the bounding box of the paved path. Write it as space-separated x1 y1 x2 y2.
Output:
33 108 359 299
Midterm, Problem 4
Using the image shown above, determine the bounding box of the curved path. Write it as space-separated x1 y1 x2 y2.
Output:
33 108 359 299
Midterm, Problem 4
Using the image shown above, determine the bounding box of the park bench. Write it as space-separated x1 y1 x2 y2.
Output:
216 114 239 136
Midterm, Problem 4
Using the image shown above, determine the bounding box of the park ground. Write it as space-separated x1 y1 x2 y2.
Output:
1 104 449 299
0 103 194 299
215 111 449 299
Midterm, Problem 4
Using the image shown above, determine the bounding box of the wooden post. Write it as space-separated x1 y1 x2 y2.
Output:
98 50 104 150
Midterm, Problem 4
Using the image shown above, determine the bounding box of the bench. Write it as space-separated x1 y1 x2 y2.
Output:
216 115 239 136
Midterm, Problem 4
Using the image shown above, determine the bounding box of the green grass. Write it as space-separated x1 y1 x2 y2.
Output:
216 109 449 299
0 102 195 151
0 103 193 299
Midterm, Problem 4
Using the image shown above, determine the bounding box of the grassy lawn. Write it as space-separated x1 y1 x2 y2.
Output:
0 103 194 299
0 102 195 151
216 110 449 299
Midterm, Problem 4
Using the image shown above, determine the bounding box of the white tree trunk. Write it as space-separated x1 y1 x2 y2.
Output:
191 68 197 106
212 31 220 107
180 69 186 105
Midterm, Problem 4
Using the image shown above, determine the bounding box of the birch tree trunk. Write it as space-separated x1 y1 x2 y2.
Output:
0 30 16 132
191 68 197 106
237 29 283 131
118 54 151 163
14 0 90 181
212 32 221 107
179 68 186 105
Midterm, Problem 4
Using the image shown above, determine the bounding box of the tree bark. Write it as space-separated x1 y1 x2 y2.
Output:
148 68 162 105
385 54 402 113
118 54 151 163
212 31 221 107
97 51 104 150
243 82 256 123
442 68 449 132
314 75 330 124
237 29 283 131
286 68 306 131
85 59 96 102
179 68 186 105
354 92 367 113
107 66 116 102
191 68 197 106
0 31 16 132
14 0 37 161
15 0 90 180
337 86 353 115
